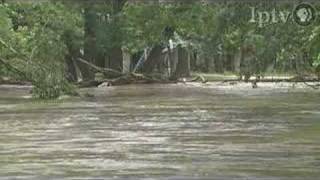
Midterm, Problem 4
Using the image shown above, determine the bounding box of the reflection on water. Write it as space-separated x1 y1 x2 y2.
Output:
0 84 319 179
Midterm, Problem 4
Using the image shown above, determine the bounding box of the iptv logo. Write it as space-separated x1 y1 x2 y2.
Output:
249 3 316 28
293 3 316 26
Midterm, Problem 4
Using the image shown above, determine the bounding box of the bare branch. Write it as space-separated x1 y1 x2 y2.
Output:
76 58 124 76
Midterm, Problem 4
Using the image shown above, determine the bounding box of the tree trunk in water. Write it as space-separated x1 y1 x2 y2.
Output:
214 54 224 73
169 47 179 77
196 53 206 72
189 51 197 71
205 56 214 73
122 48 131 74
173 46 190 78
65 56 78 82
141 45 162 74
105 48 123 77
82 6 96 80
316 66 320 79
234 49 241 75
225 53 234 72
64 29 84 82
240 45 257 82
102 0 127 73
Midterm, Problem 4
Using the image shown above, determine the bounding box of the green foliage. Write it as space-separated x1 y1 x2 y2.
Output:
81 2 320 76
122 4 168 53
0 2 82 99
1 1 320 99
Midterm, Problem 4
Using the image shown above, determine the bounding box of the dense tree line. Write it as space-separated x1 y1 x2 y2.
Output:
0 1 319 98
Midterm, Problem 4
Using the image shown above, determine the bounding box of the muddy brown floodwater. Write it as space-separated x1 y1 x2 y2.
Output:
0 83 319 180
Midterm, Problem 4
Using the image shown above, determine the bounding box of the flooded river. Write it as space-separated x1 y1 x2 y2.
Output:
0 83 319 179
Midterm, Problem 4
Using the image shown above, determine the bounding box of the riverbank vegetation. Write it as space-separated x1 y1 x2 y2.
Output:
1 1 320 99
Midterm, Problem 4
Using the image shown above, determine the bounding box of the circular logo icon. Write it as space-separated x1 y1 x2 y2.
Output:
293 3 316 26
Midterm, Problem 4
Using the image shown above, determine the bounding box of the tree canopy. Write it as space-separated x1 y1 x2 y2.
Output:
1 1 319 98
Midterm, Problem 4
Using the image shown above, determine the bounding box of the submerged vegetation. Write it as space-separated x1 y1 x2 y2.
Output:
0 1 320 99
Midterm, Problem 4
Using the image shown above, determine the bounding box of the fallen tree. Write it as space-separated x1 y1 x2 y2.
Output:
75 58 208 88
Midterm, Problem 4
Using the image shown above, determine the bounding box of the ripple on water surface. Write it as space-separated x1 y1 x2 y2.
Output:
0 84 319 179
